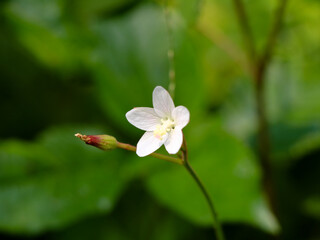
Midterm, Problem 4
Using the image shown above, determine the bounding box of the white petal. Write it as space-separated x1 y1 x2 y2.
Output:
136 131 166 157
172 106 190 129
152 86 175 117
164 128 183 154
126 107 161 131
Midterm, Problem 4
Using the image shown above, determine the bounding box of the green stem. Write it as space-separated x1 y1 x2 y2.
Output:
117 142 183 165
119 137 225 240
181 138 225 240
163 0 176 98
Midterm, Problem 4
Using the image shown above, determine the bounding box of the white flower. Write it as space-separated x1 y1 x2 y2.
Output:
126 86 190 157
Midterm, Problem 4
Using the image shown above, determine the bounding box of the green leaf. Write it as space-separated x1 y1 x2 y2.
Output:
4 0 80 71
146 124 279 234
65 0 137 22
304 196 320 219
4 0 137 72
0 126 129 234
49 182 210 240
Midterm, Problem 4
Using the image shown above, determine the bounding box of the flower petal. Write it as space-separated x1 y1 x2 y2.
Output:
136 131 165 157
172 106 190 129
152 86 175 117
164 128 183 154
126 107 161 131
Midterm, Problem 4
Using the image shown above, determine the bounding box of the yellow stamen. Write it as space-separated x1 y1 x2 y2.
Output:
154 118 175 140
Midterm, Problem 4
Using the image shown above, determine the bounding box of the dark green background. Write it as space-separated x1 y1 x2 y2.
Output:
0 0 319 239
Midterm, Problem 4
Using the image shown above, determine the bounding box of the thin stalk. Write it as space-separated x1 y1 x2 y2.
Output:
117 142 183 165
181 138 225 240
163 0 176 98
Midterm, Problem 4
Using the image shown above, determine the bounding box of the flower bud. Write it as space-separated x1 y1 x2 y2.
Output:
75 133 118 150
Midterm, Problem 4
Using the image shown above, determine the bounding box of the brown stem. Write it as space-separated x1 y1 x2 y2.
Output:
232 0 289 217
232 0 257 76
257 0 288 81
254 78 276 215
253 0 288 216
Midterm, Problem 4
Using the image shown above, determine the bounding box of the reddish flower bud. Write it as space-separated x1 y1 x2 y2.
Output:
75 133 118 151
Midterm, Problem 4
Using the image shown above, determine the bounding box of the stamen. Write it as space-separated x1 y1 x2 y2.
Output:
153 117 175 140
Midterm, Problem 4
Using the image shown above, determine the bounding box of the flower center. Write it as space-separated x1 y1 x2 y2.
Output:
154 117 175 140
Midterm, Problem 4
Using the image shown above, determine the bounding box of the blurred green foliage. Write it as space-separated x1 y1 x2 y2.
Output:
0 0 319 239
